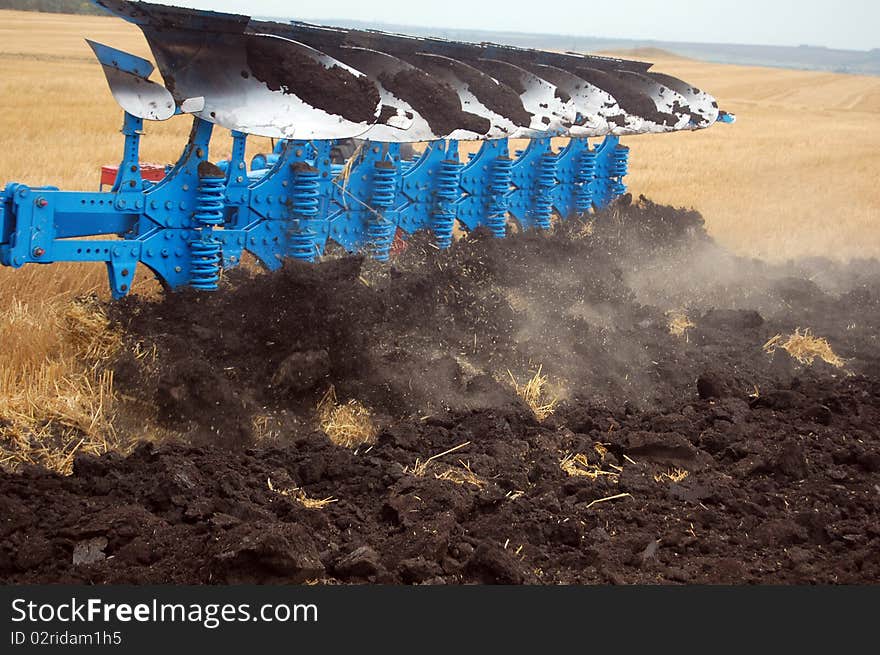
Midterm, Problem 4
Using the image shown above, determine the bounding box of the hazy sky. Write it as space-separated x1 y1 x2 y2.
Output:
152 0 878 51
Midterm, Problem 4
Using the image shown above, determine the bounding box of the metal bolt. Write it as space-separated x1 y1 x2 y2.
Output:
121 268 129 277
32 247 45 257
175 266 182 273
183 184 189 192
196 148 204 158
120 284 128 292
35 197 48 208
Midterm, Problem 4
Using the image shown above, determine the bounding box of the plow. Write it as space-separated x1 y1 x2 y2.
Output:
0 0 733 298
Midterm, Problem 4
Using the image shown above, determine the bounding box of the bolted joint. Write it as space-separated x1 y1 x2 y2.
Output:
35 197 48 208
32 247 45 257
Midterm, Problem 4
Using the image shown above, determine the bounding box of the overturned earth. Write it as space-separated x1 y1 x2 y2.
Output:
2 197 879 584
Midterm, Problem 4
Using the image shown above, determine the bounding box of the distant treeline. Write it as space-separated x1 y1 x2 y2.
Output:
0 0 105 15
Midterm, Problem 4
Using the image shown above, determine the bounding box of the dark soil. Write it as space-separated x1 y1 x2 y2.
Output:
2 197 879 584
378 68 490 137
197 161 225 179
245 37 380 124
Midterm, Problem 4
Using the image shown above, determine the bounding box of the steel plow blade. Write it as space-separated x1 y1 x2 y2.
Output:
646 72 720 128
97 0 382 139
615 71 692 132
323 47 486 142
96 0 730 141
525 64 616 137
86 39 175 121
465 58 574 135
561 67 666 134
395 53 528 139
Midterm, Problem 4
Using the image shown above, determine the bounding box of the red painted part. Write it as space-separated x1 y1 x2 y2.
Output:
100 163 167 188
389 228 409 257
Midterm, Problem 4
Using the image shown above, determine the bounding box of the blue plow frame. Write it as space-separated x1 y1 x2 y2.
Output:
0 110 630 299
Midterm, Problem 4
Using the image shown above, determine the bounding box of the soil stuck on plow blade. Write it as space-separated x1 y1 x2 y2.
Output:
2 199 879 584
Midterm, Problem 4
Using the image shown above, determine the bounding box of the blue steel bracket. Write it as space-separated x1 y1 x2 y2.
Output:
551 138 595 219
456 139 511 238
508 137 558 231
223 139 333 267
137 116 219 291
215 130 250 268
396 141 460 248
111 112 147 206
591 136 629 210
328 142 400 261
0 114 220 298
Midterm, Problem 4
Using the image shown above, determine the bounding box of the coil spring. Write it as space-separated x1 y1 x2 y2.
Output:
368 164 396 261
190 174 224 290
289 166 320 261
609 145 630 199
486 156 512 238
367 220 395 261
289 228 317 262
532 154 557 231
195 176 224 227
432 159 461 249
291 167 320 218
371 164 395 210
575 150 597 214
611 145 629 177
